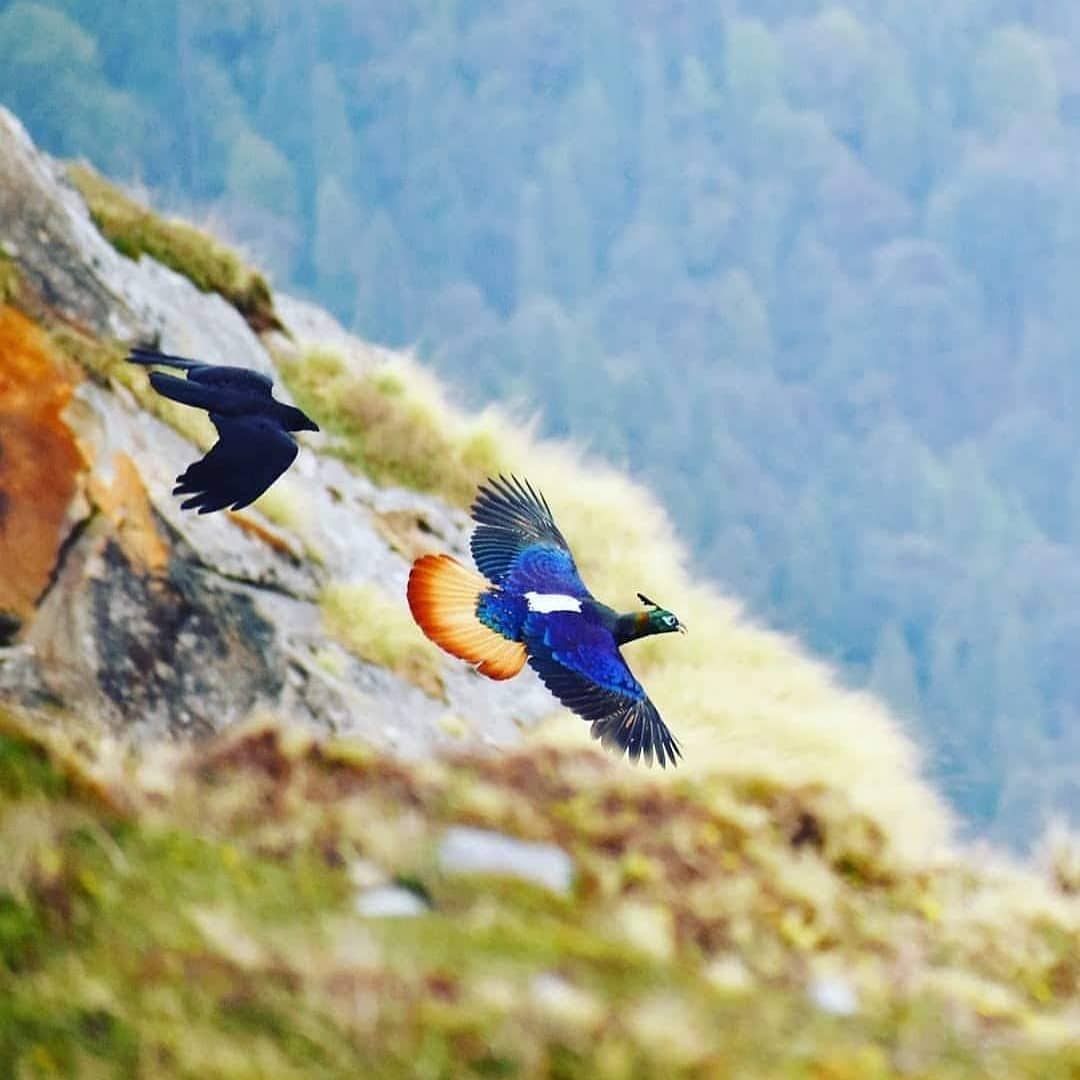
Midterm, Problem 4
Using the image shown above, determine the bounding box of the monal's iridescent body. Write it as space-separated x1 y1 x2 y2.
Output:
408 475 685 766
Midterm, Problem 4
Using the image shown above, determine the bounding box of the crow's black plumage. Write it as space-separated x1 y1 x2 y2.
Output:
127 346 319 513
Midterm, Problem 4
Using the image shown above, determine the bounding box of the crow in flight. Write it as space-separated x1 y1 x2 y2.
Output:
127 345 319 513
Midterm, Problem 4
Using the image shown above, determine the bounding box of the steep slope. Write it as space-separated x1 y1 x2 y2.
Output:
0 103 945 857
0 106 1077 1076
0 106 552 755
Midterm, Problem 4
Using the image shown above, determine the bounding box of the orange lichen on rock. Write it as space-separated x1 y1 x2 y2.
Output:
88 452 169 574
226 509 303 559
0 305 86 623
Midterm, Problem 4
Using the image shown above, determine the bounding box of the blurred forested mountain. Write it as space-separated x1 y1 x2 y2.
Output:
2 0 1079 846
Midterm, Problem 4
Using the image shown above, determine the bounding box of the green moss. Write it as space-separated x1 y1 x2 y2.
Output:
0 250 22 305
0 731 68 801
68 162 282 334
0 892 45 972
277 345 508 505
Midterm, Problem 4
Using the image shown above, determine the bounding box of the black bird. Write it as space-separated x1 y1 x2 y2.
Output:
127 345 319 513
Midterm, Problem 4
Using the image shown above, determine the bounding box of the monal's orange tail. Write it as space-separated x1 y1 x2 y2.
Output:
407 554 526 681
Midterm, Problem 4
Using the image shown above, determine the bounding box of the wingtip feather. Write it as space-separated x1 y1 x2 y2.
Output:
591 700 682 768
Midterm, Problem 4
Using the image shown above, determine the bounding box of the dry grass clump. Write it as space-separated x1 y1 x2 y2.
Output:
320 581 446 699
1040 822 1080 896
276 345 509 505
68 163 281 333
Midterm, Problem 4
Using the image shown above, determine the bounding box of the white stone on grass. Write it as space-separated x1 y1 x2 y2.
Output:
808 974 858 1016
354 885 429 918
438 826 574 895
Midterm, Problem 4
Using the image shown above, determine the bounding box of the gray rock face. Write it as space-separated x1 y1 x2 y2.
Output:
0 105 554 756
0 108 278 375
0 110 135 338
26 517 284 738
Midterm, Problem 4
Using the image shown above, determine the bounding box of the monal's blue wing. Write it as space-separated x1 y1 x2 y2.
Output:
523 611 681 768
470 475 589 593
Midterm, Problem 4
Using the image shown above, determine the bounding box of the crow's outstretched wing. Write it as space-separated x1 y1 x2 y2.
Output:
470 475 589 595
129 347 275 398
173 414 298 513
523 611 681 768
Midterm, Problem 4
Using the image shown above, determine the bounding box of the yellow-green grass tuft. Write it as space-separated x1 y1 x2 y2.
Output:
67 163 281 333
320 581 447 700
1040 822 1080 897
276 345 510 505
250 480 325 563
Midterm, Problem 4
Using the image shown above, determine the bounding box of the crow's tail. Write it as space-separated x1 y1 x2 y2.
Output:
127 345 202 371
147 371 222 411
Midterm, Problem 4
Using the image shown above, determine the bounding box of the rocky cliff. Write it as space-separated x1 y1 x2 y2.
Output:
0 106 551 754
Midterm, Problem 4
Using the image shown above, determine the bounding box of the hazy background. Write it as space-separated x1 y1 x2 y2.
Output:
2 0 1078 848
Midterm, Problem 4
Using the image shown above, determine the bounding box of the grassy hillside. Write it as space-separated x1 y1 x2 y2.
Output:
65 163 950 861
4 162 1077 1075
1 706 1077 1078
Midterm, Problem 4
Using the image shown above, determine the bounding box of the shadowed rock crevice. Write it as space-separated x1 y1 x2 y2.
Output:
23 517 286 738
89 538 283 735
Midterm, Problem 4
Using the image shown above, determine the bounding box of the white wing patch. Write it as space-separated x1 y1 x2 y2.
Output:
525 591 583 614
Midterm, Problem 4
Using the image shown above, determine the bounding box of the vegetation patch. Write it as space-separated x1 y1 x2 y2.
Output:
0 713 1075 1077
68 163 281 334
0 248 22 305
276 345 509 506
320 581 446 700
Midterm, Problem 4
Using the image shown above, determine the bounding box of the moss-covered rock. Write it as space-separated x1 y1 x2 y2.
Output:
68 162 282 335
